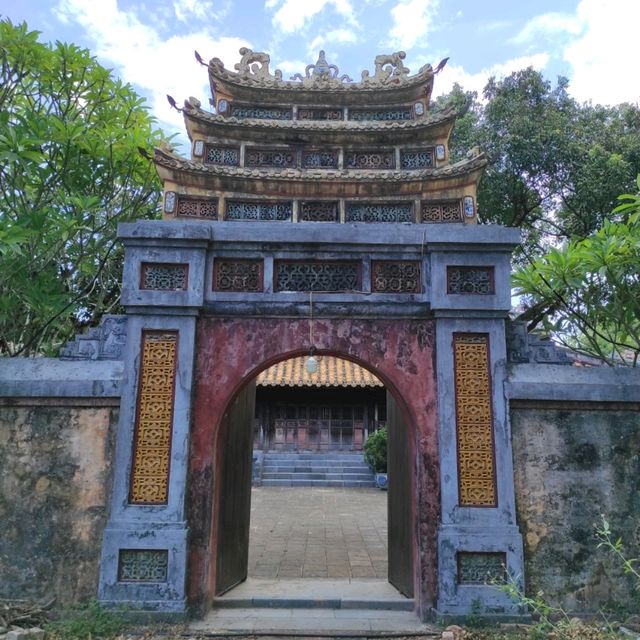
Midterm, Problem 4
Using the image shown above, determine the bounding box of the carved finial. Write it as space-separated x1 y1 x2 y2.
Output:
291 51 352 83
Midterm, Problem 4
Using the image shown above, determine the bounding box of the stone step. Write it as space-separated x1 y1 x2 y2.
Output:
212 596 415 611
262 464 370 473
262 453 365 460
261 479 377 488
262 472 375 481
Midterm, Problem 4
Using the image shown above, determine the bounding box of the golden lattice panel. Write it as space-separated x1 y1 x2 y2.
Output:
129 331 178 504
453 334 497 507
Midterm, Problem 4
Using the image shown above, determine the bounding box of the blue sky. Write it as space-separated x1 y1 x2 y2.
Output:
2 0 638 142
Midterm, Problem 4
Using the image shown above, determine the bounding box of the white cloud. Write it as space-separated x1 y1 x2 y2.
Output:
308 28 358 56
510 11 581 45
268 0 357 34
388 0 439 49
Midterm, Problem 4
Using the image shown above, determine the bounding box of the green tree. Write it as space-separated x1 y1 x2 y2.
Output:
0 20 164 356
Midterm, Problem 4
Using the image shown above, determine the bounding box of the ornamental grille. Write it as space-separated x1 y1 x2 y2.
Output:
129 332 178 504
204 145 239 165
458 552 506 584
275 261 360 292
297 108 343 120
345 151 395 170
421 200 463 223
230 105 292 120
225 200 292 221
300 201 339 222
301 149 339 168
348 108 413 121
453 334 497 507
118 550 168 582
176 197 218 219
214 260 263 292
245 148 296 168
400 149 434 169
447 267 495 295
372 261 421 293
346 202 413 223
141 263 188 291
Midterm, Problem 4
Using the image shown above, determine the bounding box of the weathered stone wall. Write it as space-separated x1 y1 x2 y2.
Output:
0 403 118 604
511 403 640 613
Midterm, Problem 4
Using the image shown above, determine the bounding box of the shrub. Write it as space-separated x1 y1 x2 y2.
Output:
364 427 387 473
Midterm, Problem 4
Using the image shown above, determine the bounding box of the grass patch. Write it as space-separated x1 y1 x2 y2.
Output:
44 600 125 640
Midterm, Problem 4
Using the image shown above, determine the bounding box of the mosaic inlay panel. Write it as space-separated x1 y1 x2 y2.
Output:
345 202 413 223
447 267 495 295
230 105 292 120
301 149 339 169
129 331 178 504
348 108 413 121
118 549 168 582
214 259 263 292
453 334 497 507
176 197 217 219
421 200 463 223
345 151 395 170
297 108 343 120
204 145 239 166
275 261 360 292
141 263 188 291
300 201 339 222
245 148 296 168
372 261 421 293
458 552 506 584
400 149 434 169
226 201 292 221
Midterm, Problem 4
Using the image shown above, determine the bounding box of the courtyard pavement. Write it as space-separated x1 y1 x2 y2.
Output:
248 486 388 579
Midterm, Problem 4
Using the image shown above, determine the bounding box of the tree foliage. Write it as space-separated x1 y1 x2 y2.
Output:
0 20 164 356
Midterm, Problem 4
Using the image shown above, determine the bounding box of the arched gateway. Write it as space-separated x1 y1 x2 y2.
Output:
97 48 524 620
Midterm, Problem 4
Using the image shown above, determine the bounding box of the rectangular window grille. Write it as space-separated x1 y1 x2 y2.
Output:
421 200 463 223
214 259 263 292
345 151 395 170
345 202 413 223
230 105 292 120
176 197 218 219
300 201 339 222
129 331 178 504
204 145 240 166
372 261 421 293
457 552 506 584
400 149 435 169
297 108 343 120
275 261 360 292
245 148 297 168
348 108 413 121
225 200 292 221
301 149 339 169
141 263 188 291
447 267 495 295
453 333 497 507
118 549 168 582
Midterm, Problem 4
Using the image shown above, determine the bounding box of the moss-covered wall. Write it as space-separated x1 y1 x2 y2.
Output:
0 404 118 604
511 404 640 613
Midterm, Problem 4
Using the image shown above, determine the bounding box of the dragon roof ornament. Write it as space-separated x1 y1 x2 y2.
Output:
208 47 436 91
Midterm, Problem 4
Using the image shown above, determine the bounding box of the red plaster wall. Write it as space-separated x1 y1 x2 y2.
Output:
187 316 439 615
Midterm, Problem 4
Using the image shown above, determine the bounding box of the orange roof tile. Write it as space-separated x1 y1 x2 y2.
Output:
257 356 383 388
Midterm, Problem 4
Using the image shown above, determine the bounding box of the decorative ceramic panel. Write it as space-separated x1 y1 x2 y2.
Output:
141 263 188 291
118 549 168 582
458 552 506 584
275 261 360 292
230 105 292 120
421 200 463 223
372 261 421 293
225 200 292 221
453 334 497 507
176 197 218 219
345 202 413 223
447 267 495 295
348 108 413 121
300 201 339 222
204 145 240 166
297 108 343 120
129 331 178 504
301 149 339 169
214 259 263 292
400 149 434 169
345 151 395 170
163 191 176 214
245 148 296 168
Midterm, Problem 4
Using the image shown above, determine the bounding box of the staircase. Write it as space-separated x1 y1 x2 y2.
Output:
259 451 376 488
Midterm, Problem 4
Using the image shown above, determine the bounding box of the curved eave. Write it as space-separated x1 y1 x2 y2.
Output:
182 106 457 145
154 148 486 197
